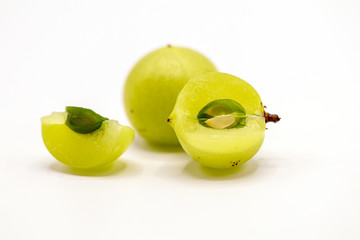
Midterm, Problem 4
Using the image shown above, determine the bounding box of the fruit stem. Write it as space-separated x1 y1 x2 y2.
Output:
264 111 280 123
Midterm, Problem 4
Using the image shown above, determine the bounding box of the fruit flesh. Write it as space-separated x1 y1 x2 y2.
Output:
41 111 134 169
168 72 266 169
124 46 216 146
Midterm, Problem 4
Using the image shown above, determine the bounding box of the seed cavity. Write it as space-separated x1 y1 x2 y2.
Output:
197 99 247 129
205 105 230 117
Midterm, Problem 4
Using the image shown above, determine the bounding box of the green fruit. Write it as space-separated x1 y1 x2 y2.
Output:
168 72 280 169
124 45 217 146
41 107 135 169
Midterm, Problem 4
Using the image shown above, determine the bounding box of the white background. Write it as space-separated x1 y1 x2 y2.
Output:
1 0 359 239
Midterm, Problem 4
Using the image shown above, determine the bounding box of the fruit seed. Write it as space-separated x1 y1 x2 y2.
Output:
205 115 236 129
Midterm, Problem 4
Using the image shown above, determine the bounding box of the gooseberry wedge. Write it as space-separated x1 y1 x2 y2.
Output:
124 45 217 147
41 107 135 169
168 72 280 169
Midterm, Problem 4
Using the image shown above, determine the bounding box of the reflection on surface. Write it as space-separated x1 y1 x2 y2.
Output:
183 159 259 180
48 158 141 177
132 137 184 153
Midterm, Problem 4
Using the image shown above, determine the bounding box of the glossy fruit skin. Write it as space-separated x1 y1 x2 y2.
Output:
124 46 217 146
41 112 134 169
168 72 266 169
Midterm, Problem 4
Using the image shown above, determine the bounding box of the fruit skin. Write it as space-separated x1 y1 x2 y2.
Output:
168 72 266 169
41 112 135 169
124 46 217 146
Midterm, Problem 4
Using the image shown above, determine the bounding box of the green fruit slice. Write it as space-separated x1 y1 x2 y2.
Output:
168 72 269 169
124 45 217 147
41 107 135 169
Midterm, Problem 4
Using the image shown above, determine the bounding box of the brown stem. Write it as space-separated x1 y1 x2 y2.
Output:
264 111 281 123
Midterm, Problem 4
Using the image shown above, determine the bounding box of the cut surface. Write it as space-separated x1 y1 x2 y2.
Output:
168 72 266 169
41 112 134 169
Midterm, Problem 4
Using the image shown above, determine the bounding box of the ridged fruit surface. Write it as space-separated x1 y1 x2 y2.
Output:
124 46 216 146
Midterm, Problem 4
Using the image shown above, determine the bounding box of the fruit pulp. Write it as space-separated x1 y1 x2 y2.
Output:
41 111 134 169
168 72 266 169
